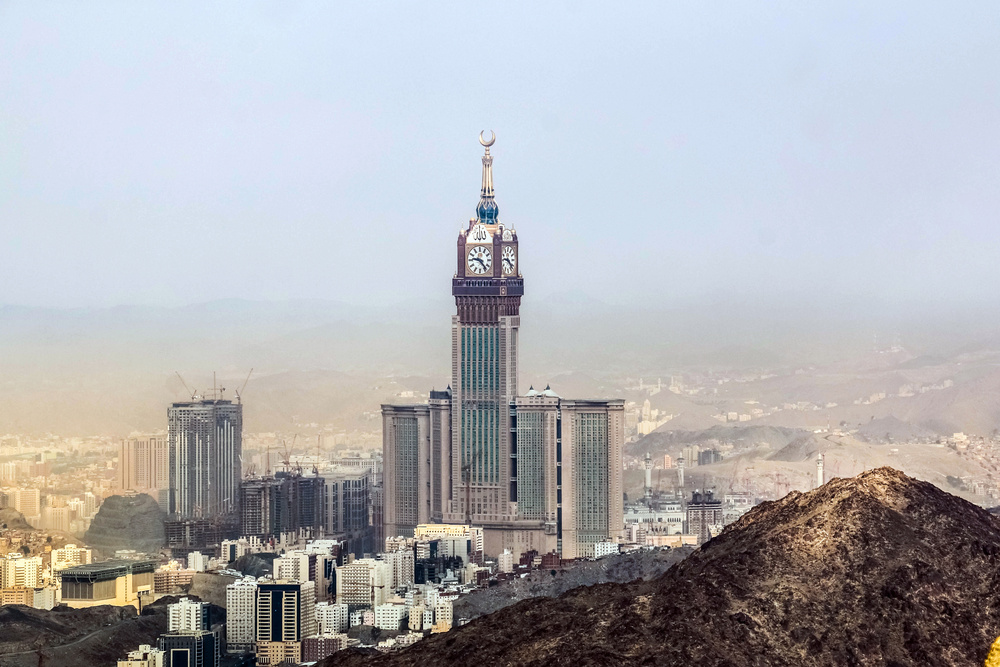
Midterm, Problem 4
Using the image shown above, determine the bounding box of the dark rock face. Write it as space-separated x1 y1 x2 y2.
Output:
0 604 167 667
454 546 692 621
325 468 1000 667
0 507 32 530
84 493 165 556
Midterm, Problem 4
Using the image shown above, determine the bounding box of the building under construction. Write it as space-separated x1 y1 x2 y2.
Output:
239 472 324 539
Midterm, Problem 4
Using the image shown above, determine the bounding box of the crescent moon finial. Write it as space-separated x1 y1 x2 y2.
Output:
479 130 496 148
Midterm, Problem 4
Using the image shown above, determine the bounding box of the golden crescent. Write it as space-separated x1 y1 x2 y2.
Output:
479 130 496 147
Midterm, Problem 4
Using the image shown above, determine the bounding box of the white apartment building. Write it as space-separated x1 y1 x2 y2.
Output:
186 551 208 573
315 601 349 635
498 549 514 573
273 549 335 603
168 597 209 631
594 541 620 558
1 553 42 589
117 644 165 667
373 603 408 631
408 605 434 632
50 544 93 571
413 524 484 562
335 558 391 607
226 577 258 653
385 549 414 589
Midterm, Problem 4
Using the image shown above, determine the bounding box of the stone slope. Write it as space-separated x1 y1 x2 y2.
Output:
326 468 1000 667
83 493 165 557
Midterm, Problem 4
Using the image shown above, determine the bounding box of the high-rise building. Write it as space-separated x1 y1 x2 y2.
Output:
446 133 521 529
157 629 220 667
239 473 324 539
334 558 390 607
225 577 258 653
302 634 351 662
168 399 242 519
686 490 724 545
380 135 624 559
315 601 349 635
50 544 92 571
273 550 334 603
1 553 42 588
384 548 415 589
118 437 169 506
255 580 316 666
169 597 210 632
381 403 430 539
321 469 372 556
12 487 40 520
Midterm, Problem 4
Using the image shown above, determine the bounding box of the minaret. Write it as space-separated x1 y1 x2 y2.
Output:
643 452 653 502
816 453 825 489
677 456 685 492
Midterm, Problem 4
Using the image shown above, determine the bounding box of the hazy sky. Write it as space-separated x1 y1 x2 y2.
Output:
1 2 998 309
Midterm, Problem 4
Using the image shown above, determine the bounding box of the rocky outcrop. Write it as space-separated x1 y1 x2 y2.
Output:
0 604 167 667
0 508 32 531
326 468 1000 667
84 493 165 557
454 546 692 621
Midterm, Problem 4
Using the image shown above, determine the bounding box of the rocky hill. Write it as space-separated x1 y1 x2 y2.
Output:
0 604 167 667
83 493 165 557
326 468 1000 666
454 547 692 621
0 508 32 531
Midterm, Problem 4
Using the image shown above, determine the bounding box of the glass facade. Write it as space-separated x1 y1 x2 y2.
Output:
515 411 546 520
460 324 502 485
574 412 609 552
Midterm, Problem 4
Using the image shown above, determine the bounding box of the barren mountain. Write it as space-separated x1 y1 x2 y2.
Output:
328 468 1000 666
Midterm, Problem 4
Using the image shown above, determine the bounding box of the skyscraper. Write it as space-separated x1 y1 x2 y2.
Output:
118 436 169 509
381 135 624 558
256 580 317 665
446 132 523 531
168 399 242 518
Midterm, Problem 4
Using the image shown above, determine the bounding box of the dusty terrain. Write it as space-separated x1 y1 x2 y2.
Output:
326 468 1000 667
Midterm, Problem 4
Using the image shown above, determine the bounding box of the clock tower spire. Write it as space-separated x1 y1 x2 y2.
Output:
448 133 522 528
477 130 499 223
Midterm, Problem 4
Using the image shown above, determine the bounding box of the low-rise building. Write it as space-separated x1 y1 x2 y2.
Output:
59 560 155 608
302 634 351 662
50 544 93 572
117 643 165 667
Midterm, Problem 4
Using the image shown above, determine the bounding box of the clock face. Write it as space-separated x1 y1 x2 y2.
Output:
501 246 516 275
467 246 492 274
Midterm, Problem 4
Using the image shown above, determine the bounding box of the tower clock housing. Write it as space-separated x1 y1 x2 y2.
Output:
448 133 523 526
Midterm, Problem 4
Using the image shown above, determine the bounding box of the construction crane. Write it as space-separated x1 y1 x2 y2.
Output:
175 371 198 401
235 368 254 404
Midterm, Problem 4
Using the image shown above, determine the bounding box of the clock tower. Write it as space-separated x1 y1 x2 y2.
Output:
447 131 523 526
